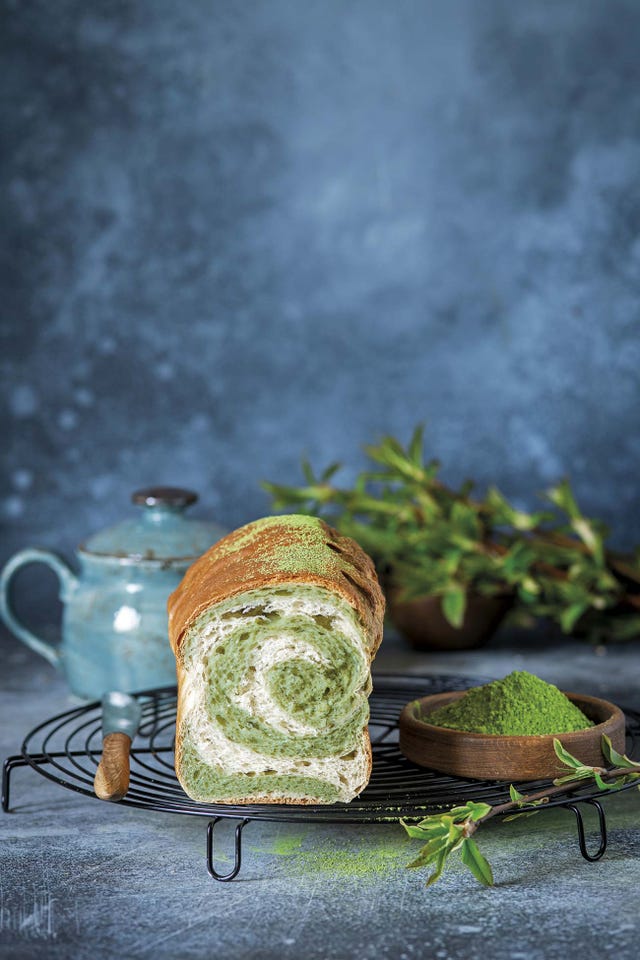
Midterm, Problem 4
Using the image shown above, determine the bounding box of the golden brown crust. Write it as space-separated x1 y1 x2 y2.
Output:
168 515 385 663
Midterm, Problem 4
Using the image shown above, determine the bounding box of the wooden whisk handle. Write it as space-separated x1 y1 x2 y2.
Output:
94 732 132 801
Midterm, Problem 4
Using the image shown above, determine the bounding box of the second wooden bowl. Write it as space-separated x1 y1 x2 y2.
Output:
398 690 626 781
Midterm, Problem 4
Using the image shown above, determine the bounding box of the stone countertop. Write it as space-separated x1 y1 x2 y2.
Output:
1 626 639 960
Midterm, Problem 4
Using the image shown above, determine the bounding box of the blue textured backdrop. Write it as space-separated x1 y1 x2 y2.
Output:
3 0 640 588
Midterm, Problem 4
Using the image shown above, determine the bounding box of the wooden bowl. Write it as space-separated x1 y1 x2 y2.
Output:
387 590 513 651
398 690 626 781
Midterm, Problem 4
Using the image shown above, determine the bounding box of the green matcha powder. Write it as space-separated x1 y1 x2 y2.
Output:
424 670 594 736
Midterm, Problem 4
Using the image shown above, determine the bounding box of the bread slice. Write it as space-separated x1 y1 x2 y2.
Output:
168 514 385 804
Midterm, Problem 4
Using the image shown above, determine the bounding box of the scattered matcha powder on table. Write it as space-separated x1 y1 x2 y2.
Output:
424 670 594 735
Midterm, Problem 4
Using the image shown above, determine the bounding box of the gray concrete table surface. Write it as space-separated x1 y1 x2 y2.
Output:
1 625 639 960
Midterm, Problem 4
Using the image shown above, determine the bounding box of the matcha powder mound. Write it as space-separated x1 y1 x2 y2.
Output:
425 670 594 736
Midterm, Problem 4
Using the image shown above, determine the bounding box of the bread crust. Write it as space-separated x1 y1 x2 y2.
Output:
168 515 385 805
168 516 385 662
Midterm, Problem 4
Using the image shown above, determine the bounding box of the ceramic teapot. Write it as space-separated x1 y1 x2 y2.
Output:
0 487 226 699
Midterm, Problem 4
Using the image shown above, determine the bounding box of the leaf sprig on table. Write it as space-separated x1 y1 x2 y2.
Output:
263 425 640 642
401 736 640 888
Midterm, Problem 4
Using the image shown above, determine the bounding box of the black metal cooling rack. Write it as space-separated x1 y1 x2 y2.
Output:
3 674 639 881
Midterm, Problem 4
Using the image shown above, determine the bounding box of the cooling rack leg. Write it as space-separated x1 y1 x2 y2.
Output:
2 755 30 813
564 799 607 862
206 817 251 881
3 753 63 813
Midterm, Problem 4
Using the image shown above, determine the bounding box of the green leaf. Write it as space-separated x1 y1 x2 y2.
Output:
446 822 464 844
601 735 640 770
559 602 589 633
460 838 494 887
425 850 449 887
408 423 425 466
509 785 525 804
553 766 595 785
553 739 586 769
465 801 492 822
407 836 450 869
446 806 472 820
442 549 463 576
442 586 467 628
619 774 640 787
505 784 548 818
519 576 540 597
301 459 315 484
500 542 537 580
401 822 433 840
593 772 624 792
451 502 481 539
546 479 581 520
401 821 448 841
446 805 489 824
450 835 466 855
571 517 604 563
320 461 341 482
401 817 450 840
484 486 514 525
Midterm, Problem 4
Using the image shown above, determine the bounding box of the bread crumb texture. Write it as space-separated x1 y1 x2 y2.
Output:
177 585 372 803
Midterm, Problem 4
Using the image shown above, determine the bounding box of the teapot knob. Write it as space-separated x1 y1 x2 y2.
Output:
132 487 198 509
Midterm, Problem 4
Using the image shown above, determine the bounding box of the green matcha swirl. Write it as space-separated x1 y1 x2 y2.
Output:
178 585 372 803
206 612 369 756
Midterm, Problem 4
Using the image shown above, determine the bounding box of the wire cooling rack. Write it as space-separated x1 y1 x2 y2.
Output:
3 673 639 880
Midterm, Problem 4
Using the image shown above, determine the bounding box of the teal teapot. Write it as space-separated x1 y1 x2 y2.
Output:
0 487 226 699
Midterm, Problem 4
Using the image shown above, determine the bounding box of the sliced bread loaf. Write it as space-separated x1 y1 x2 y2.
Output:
168 514 385 804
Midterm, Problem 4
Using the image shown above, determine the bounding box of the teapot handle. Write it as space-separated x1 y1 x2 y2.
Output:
0 548 78 668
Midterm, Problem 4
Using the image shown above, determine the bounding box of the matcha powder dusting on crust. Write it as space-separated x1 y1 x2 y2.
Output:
210 515 344 577
424 670 594 736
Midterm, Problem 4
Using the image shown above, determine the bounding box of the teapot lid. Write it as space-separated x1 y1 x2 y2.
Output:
80 487 226 565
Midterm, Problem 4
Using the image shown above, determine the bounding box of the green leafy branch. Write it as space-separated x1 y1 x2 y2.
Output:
401 735 640 888
262 425 640 642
